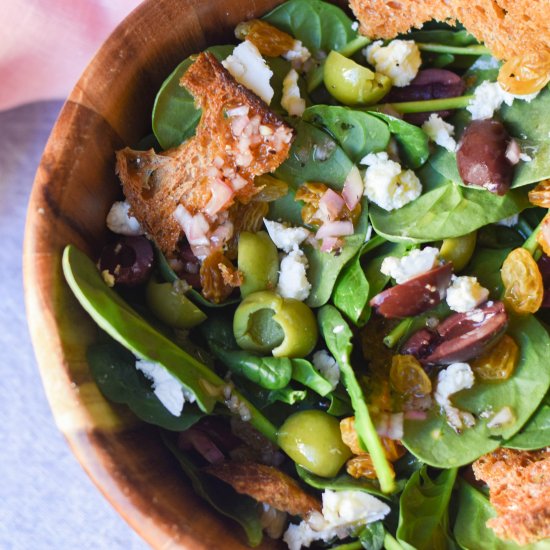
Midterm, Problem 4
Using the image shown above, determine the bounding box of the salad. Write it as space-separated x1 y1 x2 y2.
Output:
62 0 550 548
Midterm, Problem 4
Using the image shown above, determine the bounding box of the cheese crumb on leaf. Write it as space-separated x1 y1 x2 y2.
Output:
365 39 421 87
422 114 457 152
446 275 489 313
381 246 440 284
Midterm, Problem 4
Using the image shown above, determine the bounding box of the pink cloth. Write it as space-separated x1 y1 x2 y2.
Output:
0 0 142 111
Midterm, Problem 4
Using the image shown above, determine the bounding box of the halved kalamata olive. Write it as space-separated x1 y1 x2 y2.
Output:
98 235 154 286
385 69 465 125
456 119 514 195
402 301 508 366
370 263 453 319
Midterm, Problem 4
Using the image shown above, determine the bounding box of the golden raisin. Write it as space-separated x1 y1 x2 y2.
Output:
471 334 519 382
501 248 543 314
253 174 289 203
226 201 269 259
235 20 296 57
200 250 239 303
537 215 550 258
528 179 550 208
346 454 379 479
498 51 550 95
390 355 432 397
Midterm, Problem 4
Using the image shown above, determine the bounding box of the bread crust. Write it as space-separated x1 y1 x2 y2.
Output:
116 52 293 257
205 461 321 518
473 447 550 545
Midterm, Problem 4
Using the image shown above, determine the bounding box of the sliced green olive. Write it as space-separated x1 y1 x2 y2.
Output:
440 231 477 272
233 290 318 357
238 231 279 298
146 278 207 329
278 410 352 477
324 50 391 106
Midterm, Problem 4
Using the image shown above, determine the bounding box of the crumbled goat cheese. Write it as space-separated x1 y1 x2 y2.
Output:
434 363 475 431
446 275 489 313
422 114 457 152
283 490 390 550
487 406 516 429
261 504 287 539
223 41 274 104
136 359 195 416
365 39 421 87
264 218 310 253
380 246 440 284
467 81 539 120
497 214 519 227
277 249 311 301
351 21 359 31
361 152 422 211
106 201 143 236
312 350 340 390
282 40 311 67
281 69 306 117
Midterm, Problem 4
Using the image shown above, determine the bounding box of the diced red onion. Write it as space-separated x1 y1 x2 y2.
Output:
226 105 249 118
315 220 354 240
231 115 250 137
404 410 428 421
204 178 235 217
179 429 225 464
505 139 521 165
342 166 364 211
319 188 345 221
320 237 342 252
375 413 404 440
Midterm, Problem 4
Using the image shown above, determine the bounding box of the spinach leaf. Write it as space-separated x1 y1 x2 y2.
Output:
62 245 278 442
318 306 396 493
88 340 202 431
303 106 390 163
368 112 430 169
359 521 386 550
407 29 479 47
369 164 530 243
402 314 550 468
162 433 263 547
454 481 550 550
504 393 550 450
306 198 370 307
295 465 391 500
152 45 233 150
275 119 355 188
266 387 308 405
465 247 510 298
397 466 457 550
263 0 359 53
291 358 334 396
268 187 304 226
333 238 407 326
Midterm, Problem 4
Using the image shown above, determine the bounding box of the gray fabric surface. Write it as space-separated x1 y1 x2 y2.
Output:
0 100 148 550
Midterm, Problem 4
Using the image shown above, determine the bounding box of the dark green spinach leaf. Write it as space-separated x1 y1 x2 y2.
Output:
359 521 386 550
303 105 390 162
397 466 457 550
88 340 202 431
504 393 550 450
402 315 550 468
291 358 334 396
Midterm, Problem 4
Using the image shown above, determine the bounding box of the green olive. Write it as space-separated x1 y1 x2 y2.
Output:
233 290 318 357
440 231 477 272
146 278 207 329
278 410 352 477
323 50 391 106
238 231 279 298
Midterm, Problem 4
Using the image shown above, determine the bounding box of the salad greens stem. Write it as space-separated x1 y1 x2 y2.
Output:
383 318 413 349
522 217 544 256
417 43 490 56
338 35 371 57
370 95 473 114
383 532 405 550
517 217 534 240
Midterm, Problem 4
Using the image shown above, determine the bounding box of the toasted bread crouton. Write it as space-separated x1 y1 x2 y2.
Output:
350 0 550 71
205 461 321 518
472 447 550 545
349 0 453 40
116 52 293 258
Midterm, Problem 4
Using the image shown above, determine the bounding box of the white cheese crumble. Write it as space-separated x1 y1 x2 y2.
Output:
434 362 475 431
106 201 143 236
497 214 519 227
260 504 287 539
281 68 306 117
364 39 421 87
380 246 440 284
264 218 310 253
487 406 516 429
222 41 274 104
135 359 195 416
351 21 359 31
467 81 539 120
277 249 311 301
282 40 311 66
422 114 457 152
446 275 489 313
312 350 340 390
360 152 422 211
283 490 390 550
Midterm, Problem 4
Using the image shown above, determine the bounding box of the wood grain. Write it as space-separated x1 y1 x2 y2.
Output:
23 0 346 548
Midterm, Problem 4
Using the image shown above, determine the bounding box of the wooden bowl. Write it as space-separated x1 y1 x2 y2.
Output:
23 0 360 547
